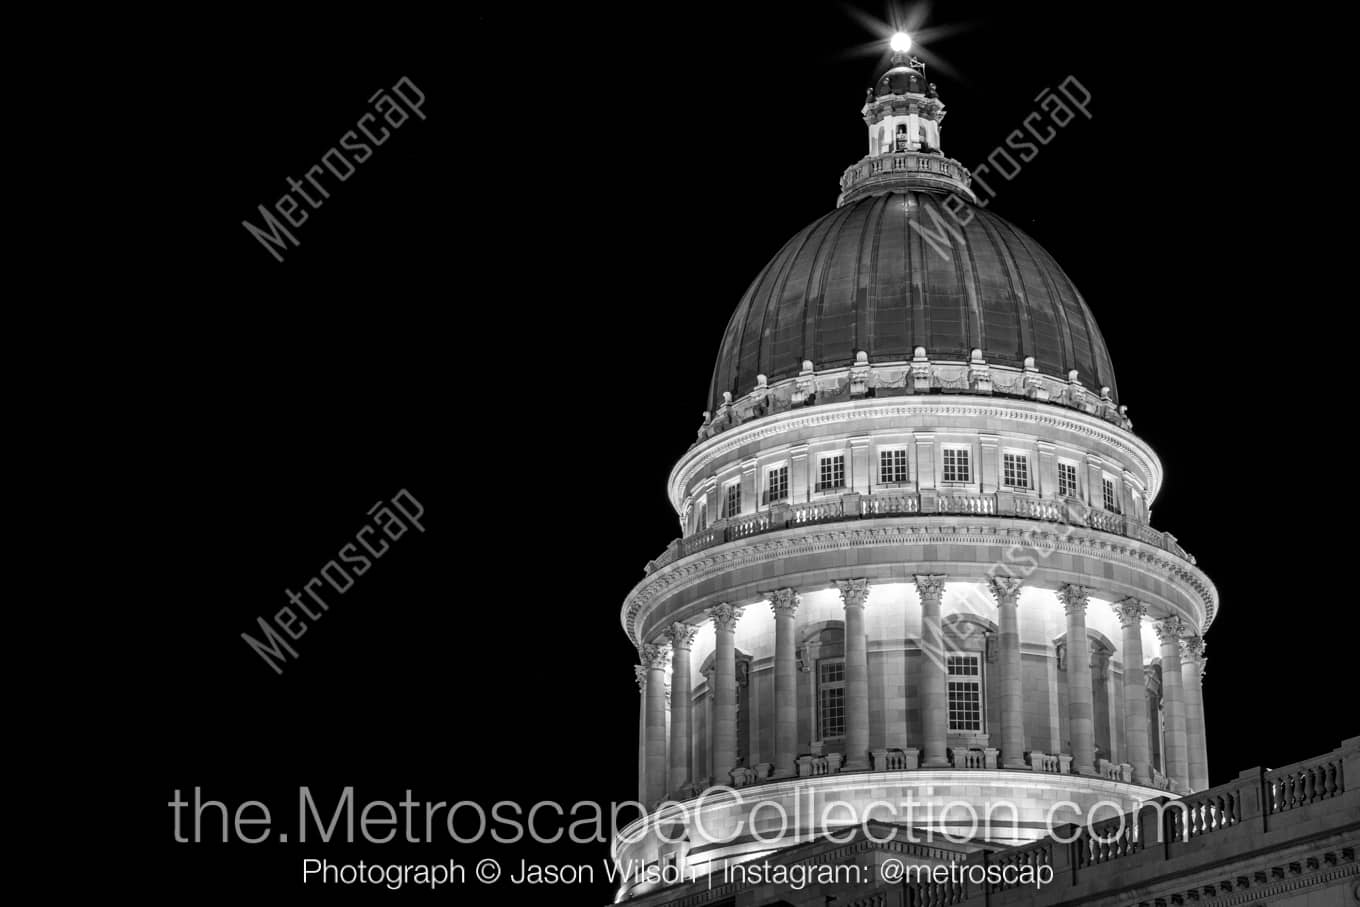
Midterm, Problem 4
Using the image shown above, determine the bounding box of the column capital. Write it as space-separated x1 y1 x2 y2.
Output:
836 578 872 608
667 622 699 651
1153 616 1185 643
1111 596 1148 627
634 665 648 692
642 643 671 670
767 588 801 617
708 603 744 633
987 575 1023 604
1058 583 1090 615
913 574 948 600
1180 635 1205 660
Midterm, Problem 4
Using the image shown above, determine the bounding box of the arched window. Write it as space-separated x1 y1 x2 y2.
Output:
943 614 996 745
800 624 846 747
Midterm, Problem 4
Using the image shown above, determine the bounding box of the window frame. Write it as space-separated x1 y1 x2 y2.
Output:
877 446 910 486
946 652 985 733
1057 460 1079 499
722 480 742 520
815 452 846 494
816 657 847 741
1001 450 1032 491
941 444 973 485
764 462 789 506
1101 474 1121 513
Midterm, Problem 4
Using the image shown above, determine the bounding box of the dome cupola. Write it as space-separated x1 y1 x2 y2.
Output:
699 43 1123 442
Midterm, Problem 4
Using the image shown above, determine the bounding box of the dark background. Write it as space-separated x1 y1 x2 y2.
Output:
130 2 1353 901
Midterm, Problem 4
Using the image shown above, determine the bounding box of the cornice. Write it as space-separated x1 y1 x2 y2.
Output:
668 397 1162 512
620 516 1216 647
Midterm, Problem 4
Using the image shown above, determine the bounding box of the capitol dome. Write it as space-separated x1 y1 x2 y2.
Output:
616 44 1218 905
708 190 1119 414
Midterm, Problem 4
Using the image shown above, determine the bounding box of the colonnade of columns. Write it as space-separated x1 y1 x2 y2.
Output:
635 577 1208 805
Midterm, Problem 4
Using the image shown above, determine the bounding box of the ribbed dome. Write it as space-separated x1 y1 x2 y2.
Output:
708 190 1118 412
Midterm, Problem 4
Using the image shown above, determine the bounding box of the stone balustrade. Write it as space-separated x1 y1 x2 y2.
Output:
837 151 973 205
728 767 755 788
626 740 1359 907
643 489 1195 576
950 747 1000 769
896 737 1360 907
1028 751 1073 774
1264 750 1346 815
871 747 920 771
796 752 844 777
1097 758 1134 783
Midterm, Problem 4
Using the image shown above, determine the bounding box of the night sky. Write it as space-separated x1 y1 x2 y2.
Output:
138 3 1353 901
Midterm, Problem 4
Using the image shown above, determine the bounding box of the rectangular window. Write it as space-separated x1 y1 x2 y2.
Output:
695 500 707 532
1058 462 1078 498
942 447 972 483
765 465 789 504
723 482 741 519
1102 476 1120 513
816 454 845 492
947 654 983 732
817 659 846 739
879 448 909 485
1002 452 1030 489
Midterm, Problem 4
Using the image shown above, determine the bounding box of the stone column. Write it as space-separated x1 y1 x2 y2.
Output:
768 588 800 778
915 574 950 767
666 623 698 796
1181 635 1209 791
1059 584 1095 775
837 579 872 769
988 576 1027 768
708 603 743 784
642 643 671 806
1112 598 1152 785
1155 617 1190 794
635 665 648 803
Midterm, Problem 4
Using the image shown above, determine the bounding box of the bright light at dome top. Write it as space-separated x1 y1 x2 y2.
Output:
890 31 912 53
